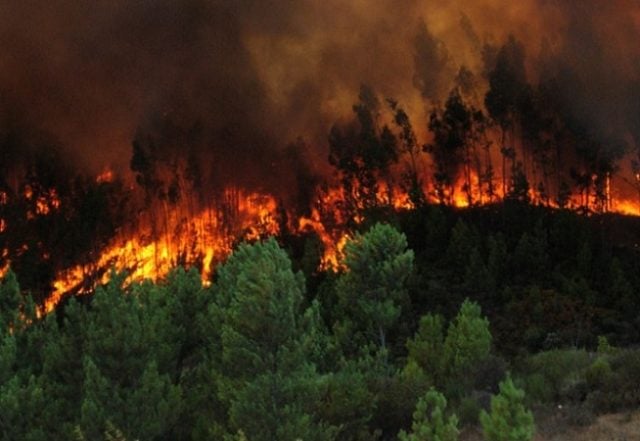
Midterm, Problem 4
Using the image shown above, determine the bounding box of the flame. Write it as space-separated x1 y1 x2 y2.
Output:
96 168 114 183
298 208 349 270
612 199 640 216
45 188 281 313
23 186 61 218
35 158 640 315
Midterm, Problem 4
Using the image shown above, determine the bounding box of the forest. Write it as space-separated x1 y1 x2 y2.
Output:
2 1 640 439
1 201 640 440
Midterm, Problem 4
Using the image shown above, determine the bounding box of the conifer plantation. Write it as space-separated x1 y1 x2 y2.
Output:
2 1 640 440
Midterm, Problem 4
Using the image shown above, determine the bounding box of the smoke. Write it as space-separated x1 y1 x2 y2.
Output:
1 0 639 194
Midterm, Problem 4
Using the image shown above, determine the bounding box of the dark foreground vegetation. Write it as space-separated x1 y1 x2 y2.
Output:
1 203 640 440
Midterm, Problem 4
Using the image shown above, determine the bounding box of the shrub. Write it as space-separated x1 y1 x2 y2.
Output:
587 349 640 412
520 349 591 403
564 404 595 427
521 373 554 404
585 357 612 389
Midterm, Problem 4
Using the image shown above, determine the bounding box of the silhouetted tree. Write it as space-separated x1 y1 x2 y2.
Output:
329 85 399 224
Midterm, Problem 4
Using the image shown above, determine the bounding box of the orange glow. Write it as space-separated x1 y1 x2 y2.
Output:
612 199 640 216
23 187 61 217
39 164 640 315
96 168 114 183
45 188 282 313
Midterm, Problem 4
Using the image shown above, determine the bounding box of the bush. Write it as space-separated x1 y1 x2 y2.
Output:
520 349 591 403
585 357 612 389
587 349 640 412
521 373 554 404
564 404 595 427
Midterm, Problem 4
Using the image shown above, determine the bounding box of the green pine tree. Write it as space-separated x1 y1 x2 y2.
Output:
212 238 334 441
479 375 534 441
405 313 445 384
334 223 414 356
398 388 459 441
443 300 492 377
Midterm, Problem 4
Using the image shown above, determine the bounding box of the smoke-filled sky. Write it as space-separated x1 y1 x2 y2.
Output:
1 0 639 185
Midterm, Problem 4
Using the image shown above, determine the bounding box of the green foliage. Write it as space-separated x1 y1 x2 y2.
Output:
520 349 591 403
464 247 493 295
5 199 640 440
512 224 548 283
585 357 612 389
443 299 492 380
587 349 640 412
406 300 492 400
335 223 414 354
457 396 482 427
316 363 377 441
212 238 334 441
596 336 615 355
445 220 477 271
0 374 47 441
406 313 445 383
398 388 459 441
480 376 535 441
0 271 22 331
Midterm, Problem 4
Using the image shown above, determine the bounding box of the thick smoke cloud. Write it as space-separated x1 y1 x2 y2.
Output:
1 0 639 194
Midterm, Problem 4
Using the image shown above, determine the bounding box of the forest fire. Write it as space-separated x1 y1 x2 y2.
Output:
36 164 640 314
45 189 281 313
1 0 640 314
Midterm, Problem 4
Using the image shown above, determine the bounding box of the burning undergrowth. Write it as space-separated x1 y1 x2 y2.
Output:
1 1 640 311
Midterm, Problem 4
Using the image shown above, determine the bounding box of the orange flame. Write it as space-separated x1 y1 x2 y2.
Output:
45 189 280 313
96 168 114 184
39 162 640 315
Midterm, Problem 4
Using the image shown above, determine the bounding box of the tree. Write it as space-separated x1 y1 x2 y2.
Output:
479 375 534 441
405 314 445 384
398 388 459 441
427 90 475 204
389 99 425 207
512 223 548 283
445 219 479 277
484 36 528 196
0 375 47 441
443 300 492 386
0 270 22 331
335 223 414 356
211 238 333 441
78 276 183 440
328 85 399 221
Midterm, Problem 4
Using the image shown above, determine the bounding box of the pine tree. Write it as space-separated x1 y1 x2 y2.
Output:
405 314 445 384
212 238 333 441
398 388 459 441
78 276 184 440
335 223 414 356
442 299 492 395
479 375 534 441
0 375 47 440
